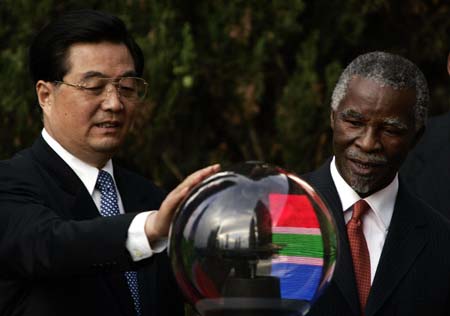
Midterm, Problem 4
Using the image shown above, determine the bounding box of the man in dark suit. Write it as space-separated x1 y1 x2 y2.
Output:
400 53 450 219
0 10 219 316
302 52 450 316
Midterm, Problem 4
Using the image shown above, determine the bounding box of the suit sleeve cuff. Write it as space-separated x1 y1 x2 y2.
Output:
126 211 168 261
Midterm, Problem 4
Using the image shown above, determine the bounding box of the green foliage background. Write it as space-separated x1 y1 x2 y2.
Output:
1 0 449 191
1 1 449 315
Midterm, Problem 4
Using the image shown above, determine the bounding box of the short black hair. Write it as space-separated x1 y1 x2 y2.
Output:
29 9 144 84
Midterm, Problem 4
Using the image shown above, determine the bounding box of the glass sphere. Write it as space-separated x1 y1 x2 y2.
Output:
169 161 337 316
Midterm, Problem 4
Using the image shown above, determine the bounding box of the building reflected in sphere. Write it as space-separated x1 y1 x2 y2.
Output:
169 161 338 316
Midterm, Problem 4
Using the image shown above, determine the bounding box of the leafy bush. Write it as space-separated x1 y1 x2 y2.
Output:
1 0 449 190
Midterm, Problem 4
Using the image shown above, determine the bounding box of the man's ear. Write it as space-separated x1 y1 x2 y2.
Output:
36 80 54 115
330 110 335 130
411 125 425 149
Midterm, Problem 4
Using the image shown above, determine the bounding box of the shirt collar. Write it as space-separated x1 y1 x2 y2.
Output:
41 128 114 195
330 156 397 230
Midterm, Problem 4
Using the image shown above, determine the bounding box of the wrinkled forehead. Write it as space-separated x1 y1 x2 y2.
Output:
346 75 417 106
338 76 417 122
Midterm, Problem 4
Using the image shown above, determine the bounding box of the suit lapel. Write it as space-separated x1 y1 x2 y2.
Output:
305 161 431 316
106 164 157 316
114 164 158 316
31 136 137 315
114 165 144 214
366 186 428 316
31 136 100 219
303 161 360 316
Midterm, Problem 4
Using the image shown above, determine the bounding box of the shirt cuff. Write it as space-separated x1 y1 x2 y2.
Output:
126 211 168 261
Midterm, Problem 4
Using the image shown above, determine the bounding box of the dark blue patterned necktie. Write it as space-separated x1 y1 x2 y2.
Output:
96 170 142 316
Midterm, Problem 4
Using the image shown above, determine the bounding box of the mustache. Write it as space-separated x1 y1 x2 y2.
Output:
347 149 387 164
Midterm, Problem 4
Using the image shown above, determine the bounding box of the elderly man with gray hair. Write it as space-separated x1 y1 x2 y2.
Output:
302 51 450 316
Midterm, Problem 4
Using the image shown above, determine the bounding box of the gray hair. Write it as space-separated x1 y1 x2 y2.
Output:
331 51 429 130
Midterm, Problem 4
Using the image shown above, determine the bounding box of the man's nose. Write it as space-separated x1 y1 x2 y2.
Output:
355 128 382 152
101 84 122 111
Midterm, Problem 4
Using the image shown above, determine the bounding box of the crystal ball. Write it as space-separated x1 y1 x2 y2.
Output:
169 161 337 316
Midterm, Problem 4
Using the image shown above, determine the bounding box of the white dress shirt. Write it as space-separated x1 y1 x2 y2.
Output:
42 129 166 261
330 157 397 283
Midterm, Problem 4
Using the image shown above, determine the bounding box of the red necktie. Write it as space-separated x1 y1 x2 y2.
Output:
347 199 371 315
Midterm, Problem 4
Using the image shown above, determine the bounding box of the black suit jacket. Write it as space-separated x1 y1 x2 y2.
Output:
302 160 450 316
0 136 185 316
401 112 450 219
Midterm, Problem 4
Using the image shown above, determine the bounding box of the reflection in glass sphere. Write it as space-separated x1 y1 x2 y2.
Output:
169 161 337 316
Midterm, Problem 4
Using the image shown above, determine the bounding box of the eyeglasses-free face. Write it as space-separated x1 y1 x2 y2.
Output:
54 76 148 102
331 76 420 197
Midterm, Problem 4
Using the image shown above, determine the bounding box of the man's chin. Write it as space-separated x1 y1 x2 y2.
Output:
349 176 376 196
91 139 122 154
